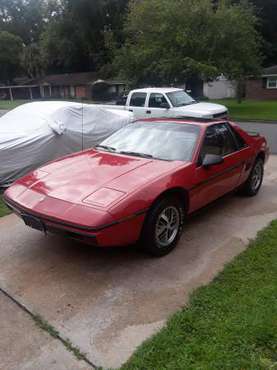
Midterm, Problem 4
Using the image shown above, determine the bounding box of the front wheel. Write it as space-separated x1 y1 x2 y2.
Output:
141 196 185 257
241 158 264 196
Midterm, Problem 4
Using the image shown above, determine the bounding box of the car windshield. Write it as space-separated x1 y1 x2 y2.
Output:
97 122 200 161
166 90 195 107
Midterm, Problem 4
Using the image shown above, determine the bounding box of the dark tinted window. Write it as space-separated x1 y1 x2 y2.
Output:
149 93 168 108
218 124 237 155
199 123 237 164
227 124 247 149
130 92 147 107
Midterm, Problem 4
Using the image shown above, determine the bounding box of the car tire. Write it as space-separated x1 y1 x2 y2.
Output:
141 196 185 257
241 158 264 197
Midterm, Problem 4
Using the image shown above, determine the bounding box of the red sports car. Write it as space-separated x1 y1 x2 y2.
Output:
4 118 269 256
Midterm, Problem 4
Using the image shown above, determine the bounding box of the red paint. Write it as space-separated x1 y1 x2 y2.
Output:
4 118 269 247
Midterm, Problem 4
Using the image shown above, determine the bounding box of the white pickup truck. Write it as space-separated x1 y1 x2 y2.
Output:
102 87 228 119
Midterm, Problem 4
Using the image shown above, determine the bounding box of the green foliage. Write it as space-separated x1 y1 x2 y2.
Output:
0 31 23 82
114 0 262 85
40 0 129 73
244 0 277 66
21 43 45 78
0 0 274 82
121 220 277 369
0 195 11 217
0 0 46 44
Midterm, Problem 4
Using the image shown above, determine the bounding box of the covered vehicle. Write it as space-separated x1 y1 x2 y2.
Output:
0 101 134 187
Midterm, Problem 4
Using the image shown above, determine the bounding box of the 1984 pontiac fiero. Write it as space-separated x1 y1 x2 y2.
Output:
4 118 269 256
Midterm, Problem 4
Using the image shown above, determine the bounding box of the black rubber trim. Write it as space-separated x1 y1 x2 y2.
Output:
189 162 243 191
3 195 148 232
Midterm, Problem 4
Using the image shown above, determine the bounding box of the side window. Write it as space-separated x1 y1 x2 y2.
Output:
199 123 237 165
217 123 237 156
227 124 247 149
149 93 168 108
130 92 147 107
200 126 223 163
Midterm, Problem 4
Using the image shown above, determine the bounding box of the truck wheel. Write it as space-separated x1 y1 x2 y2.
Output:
241 158 264 197
141 196 185 257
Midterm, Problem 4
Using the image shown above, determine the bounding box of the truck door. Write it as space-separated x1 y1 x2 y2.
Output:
127 92 147 119
147 93 171 118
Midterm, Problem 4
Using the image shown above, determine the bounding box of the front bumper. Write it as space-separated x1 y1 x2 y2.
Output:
4 196 146 247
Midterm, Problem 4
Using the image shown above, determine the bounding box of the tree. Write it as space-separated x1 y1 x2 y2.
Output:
40 0 129 74
248 0 277 66
0 0 47 44
0 31 23 82
113 0 262 92
21 43 45 78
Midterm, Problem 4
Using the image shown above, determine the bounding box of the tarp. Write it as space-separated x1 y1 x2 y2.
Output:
0 101 134 187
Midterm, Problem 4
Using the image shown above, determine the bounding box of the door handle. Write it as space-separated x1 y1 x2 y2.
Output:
129 109 133 112
146 110 151 114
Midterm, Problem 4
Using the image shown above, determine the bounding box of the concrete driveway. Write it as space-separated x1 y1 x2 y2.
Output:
1 156 277 370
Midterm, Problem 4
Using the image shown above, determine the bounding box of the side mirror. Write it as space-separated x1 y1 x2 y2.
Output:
160 102 170 109
202 154 224 168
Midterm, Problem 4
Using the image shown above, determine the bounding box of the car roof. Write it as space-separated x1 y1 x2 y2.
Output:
130 87 183 94
137 117 228 128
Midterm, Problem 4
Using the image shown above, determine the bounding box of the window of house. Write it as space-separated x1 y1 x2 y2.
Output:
267 77 277 89
130 92 147 107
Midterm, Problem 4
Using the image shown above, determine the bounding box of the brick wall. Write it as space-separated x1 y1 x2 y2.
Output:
75 85 87 98
246 79 277 100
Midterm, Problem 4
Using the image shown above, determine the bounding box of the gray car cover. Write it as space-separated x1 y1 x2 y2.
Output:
0 101 134 187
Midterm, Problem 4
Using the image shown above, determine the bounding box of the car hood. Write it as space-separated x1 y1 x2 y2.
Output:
171 102 227 118
13 150 184 208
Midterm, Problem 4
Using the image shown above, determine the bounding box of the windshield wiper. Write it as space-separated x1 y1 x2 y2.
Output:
95 145 116 152
119 151 154 159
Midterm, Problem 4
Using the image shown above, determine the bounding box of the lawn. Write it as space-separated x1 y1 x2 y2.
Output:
213 99 277 121
0 195 11 217
0 100 29 110
121 221 277 370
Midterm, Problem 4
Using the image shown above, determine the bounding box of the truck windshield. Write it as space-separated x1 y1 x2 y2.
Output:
166 91 195 107
97 122 200 162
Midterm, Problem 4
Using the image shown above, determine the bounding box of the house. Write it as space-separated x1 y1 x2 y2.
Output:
203 75 237 99
246 66 277 100
0 72 127 101
176 75 236 100
35 72 126 100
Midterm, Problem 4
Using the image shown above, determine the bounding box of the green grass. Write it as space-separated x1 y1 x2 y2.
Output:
0 100 29 110
213 99 277 121
0 195 11 217
121 221 277 370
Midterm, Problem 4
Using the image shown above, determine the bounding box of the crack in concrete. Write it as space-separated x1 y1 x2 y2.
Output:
0 286 99 369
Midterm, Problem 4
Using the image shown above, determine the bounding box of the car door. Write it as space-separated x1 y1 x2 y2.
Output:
127 92 147 119
146 93 171 118
189 123 245 212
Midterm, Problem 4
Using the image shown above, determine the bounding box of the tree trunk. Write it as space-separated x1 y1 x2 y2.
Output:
236 79 245 104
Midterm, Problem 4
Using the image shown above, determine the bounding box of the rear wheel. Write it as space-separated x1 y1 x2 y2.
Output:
141 196 185 257
241 158 264 196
